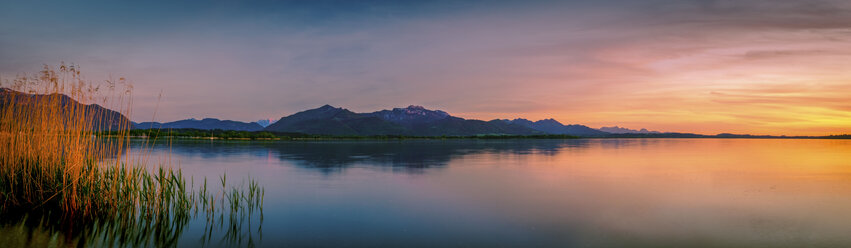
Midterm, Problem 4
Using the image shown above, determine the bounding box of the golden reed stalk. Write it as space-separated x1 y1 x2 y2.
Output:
0 63 218 219
0 64 263 247
0 63 137 218
0 63 133 216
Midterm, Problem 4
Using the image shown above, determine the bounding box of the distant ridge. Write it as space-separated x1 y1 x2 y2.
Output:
598 126 660 134
254 119 277 128
134 118 263 131
502 118 609 136
367 105 450 126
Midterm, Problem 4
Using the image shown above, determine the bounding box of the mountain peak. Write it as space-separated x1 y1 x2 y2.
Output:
599 126 660 134
511 118 534 124
535 118 563 126
304 104 346 114
505 118 534 127
371 105 451 125
389 105 448 116
254 118 278 128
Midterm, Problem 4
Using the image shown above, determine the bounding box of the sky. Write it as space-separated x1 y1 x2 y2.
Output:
1 0 850 135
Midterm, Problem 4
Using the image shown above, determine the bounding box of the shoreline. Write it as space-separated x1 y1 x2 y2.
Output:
102 135 851 141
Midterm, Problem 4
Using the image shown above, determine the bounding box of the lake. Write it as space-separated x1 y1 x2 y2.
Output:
4 138 851 247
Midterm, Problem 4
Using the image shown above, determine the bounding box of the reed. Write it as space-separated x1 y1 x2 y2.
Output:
0 64 263 247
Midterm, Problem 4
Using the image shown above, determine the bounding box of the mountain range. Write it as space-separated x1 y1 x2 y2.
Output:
2 88 675 137
265 105 541 136
262 105 607 136
598 126 661 134
127 105 650 136
134 118 264 131
501 118 609 136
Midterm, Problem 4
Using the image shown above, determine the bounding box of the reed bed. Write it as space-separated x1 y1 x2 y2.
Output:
0 64 263 247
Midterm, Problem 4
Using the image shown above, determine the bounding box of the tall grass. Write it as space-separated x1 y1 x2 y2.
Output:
0 64 263 247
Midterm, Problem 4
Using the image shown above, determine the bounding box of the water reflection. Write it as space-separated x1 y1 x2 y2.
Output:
147 139 601 174
0 207 191 247
6 139 851 247
0 156 264 248
0 193 263 248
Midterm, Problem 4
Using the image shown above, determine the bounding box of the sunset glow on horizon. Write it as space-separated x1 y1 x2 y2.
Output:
2 0 850 135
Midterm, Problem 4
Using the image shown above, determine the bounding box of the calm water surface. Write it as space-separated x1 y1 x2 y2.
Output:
6 138 851 247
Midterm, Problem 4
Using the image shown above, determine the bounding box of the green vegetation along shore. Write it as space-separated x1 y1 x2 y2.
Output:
111 128 851 141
